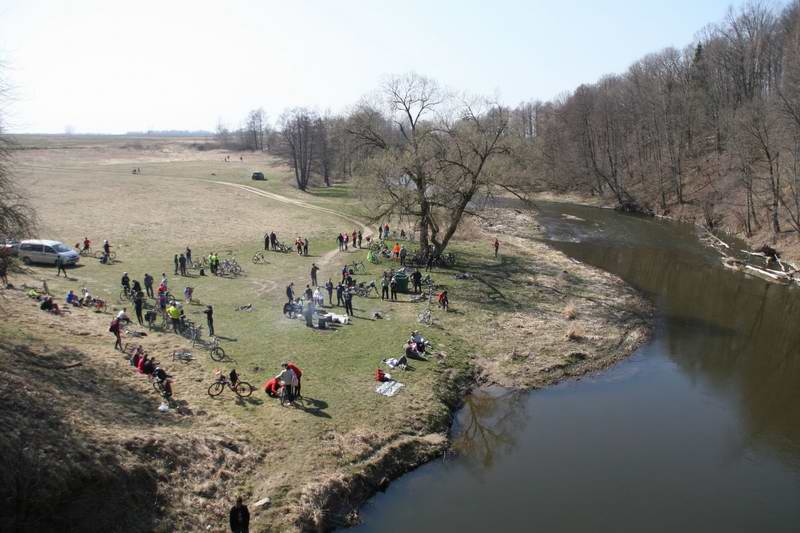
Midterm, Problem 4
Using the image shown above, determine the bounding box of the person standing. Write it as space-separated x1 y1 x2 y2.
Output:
304 299 315 328
109 317 123 351
337 233 343 251
179 254 187 276
310 263 319 287
411 269 422 294
204 304 215 336
426 253 434 272
303 238 309 256
185 247 193 266
264 232 270 251
352 230 357 246
336 282 344 307
286 282 295 303
357 231 362 248
133 290 144 326
270 231 277 251
381 276 389 300
343 288 354 316
55 255 67 277
143 273 154 298
390 276 398 301
494 238 500 258
343 233 349 251
325 279 334 306
229 497 250 533
399 246 407 266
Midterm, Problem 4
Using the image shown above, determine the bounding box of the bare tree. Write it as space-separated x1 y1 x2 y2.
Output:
348 73 511 256
280 108 319 191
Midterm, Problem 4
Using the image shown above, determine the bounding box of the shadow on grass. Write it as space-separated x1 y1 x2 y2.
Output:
295 396 331 418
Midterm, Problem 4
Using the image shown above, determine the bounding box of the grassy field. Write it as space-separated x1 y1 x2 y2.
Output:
4 136 651 531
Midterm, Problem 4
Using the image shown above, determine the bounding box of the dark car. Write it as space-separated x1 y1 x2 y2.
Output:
251 172 266 181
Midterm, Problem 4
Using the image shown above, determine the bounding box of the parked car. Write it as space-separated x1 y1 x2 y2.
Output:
251 172 266 181
17 239 80 266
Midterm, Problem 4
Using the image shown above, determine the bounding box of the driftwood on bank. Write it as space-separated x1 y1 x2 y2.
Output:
699 228 800 286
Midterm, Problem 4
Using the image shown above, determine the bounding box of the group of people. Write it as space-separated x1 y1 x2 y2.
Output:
336 230 362 251
263 361 303 404
294 237 309 256
127 345 173 399
173 247 193 276
263 231 280 251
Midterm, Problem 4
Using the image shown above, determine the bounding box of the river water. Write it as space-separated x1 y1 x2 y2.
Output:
352 201 800 532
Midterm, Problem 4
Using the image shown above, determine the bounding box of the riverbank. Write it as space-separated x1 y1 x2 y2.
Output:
3 137 653 531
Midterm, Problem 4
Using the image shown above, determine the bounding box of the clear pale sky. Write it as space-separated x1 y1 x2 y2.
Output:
0 0 742 134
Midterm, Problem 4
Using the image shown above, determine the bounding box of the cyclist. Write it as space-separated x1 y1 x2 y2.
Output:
82 237 91 252
131 278 142 295
103 239 111 256
153 364 172 397
121 272 131 294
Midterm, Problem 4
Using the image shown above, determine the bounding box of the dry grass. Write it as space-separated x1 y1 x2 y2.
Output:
3 137 653 531
562 302 577 320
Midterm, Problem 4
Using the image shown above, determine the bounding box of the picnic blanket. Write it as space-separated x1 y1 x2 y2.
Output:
321 312 350 325
384 358 404 368
376 380 404 397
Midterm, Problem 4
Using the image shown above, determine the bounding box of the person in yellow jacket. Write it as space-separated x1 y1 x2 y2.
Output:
167 302 182 333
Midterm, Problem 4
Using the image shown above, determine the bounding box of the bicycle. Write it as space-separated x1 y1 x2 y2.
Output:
184 322 202 346
93 249 117 261
208 336 226 361
252 251 269 264
119 286 132 302
172 350 193 363
278 383 303 406
207 373 253 398
353 280 378 297
350 260 367 274
274 241 291 253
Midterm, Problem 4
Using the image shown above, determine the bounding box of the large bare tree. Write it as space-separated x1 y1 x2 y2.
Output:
348 73 511 256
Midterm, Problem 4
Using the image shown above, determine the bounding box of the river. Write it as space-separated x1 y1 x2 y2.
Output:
351 201 800 532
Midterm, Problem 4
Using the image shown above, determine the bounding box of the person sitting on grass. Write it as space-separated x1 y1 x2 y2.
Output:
411 331 428 353
405 340 421 359
40 296 61 315
153 364 172 397
66 290 81 307
116 308 131 325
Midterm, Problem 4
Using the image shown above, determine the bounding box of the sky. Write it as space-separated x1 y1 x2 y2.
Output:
0 0 745 134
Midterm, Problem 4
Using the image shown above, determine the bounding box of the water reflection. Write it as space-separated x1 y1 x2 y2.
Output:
451 388 528 469
539 203 800 468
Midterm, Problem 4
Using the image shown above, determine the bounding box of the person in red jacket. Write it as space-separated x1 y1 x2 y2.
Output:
263 377 279 397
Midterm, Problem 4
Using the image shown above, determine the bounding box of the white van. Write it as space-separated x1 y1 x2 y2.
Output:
18 239 80 266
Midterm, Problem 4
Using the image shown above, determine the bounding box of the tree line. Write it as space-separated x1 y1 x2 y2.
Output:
509 0 800 238
219 0 800 255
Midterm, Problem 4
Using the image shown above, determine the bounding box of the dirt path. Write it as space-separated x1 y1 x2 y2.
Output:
211 181 372 269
